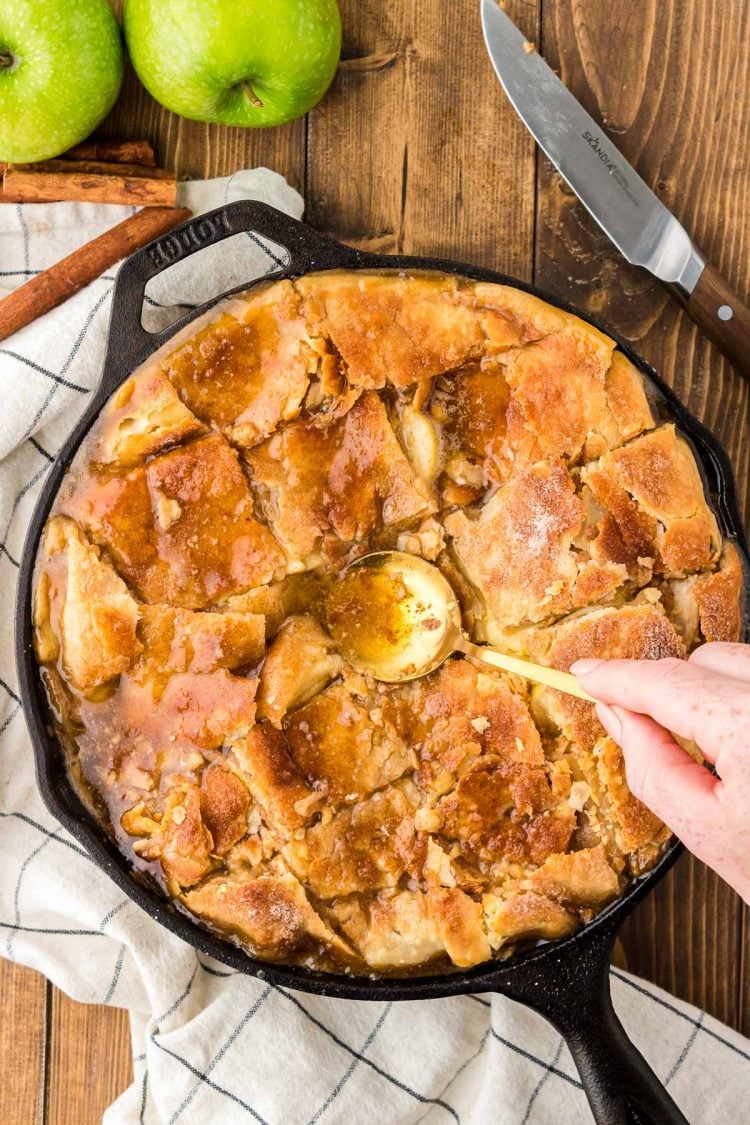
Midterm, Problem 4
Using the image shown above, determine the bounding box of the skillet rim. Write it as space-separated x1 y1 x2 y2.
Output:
14 202 749 1000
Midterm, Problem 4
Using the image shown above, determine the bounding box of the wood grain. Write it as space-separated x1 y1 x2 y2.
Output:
305 0 539 273
46 991 132 1125
535 0 750 522
3 0 749 1118
536 0 750 1026
0 960 46 1123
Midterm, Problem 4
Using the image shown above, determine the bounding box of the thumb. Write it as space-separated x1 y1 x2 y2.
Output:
595 703 718 852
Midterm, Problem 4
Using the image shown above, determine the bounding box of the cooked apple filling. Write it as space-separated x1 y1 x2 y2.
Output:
33 271 743 974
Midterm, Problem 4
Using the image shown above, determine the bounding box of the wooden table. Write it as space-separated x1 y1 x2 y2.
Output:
2 2 748 1121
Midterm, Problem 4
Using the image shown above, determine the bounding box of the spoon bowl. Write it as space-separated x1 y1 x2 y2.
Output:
326 550 596 701
326 551 460 682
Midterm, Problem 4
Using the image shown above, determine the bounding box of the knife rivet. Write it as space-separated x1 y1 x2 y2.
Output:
718 305 734 321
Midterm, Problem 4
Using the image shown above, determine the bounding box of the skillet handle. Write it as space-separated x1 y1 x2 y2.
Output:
101 200 362 391
498 920 689 1125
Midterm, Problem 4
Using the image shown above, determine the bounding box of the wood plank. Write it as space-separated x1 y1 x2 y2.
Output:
535 0 750 519
46 988 132 1125
536 0 750 1031
741 907 749 1037
305 0 540 273
0 960 46 1124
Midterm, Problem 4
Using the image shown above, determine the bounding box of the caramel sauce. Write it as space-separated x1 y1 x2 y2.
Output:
29 271 721 977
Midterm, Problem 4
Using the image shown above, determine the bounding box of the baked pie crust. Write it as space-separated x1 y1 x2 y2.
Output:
33 271 743 974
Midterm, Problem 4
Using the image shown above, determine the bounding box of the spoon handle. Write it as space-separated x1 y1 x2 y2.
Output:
456 638 596 702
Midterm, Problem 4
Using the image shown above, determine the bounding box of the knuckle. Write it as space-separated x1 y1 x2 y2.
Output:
642 657 684 689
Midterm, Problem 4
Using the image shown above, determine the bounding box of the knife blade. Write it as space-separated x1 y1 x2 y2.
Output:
480 0 750 376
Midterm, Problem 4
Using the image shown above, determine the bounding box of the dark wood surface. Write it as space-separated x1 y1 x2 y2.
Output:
2 1 748 1121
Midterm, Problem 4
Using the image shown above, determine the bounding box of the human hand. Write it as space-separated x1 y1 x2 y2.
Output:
572 644 750 904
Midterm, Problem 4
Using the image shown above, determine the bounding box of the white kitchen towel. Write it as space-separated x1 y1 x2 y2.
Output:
0 174 748 1125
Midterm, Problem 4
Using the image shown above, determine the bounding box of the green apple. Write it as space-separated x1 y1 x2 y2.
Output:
123 0 341 127
0 0 124 164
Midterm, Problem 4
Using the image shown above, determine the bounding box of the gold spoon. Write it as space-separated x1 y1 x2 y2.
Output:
326 550 595 702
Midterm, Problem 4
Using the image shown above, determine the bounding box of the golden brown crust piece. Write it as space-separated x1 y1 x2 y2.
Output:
257 615 343 727
136 604 265 680
385 661 576 881
34 270 742 976
387 659 545 790
285 680 414 804
526 845 620 907
398 345 652 504
88 367 206 468
444 460 627 630
228 725 316 839
295 272 498 389
35 517 142 695
330 885 491 969
472 288 651 458
330 891 444 969
604 351 656 443
427 886 492 968
483 891 576 949
501 332 628 468
470 282 611 344
184 871 354 962
65 433 285 608
582 425 720 579
160 785 218 893
200 765 251 856
247 391 433 564
691 544 744 643
593 737 672 869
160 282 312 448
283 782 420 899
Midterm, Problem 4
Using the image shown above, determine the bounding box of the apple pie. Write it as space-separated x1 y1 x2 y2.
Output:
33 271 743 974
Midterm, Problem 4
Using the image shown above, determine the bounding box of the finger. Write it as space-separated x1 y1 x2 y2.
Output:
689 642 750 683
595 704 720 852
571 657 745 766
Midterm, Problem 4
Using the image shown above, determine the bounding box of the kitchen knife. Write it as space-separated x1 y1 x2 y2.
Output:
480 0 750 376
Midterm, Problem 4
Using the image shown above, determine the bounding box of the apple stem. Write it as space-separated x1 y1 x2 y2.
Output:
241 82 264 108
0 52 14 69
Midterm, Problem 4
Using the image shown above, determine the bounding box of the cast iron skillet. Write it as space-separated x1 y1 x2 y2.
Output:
15 201 750 1125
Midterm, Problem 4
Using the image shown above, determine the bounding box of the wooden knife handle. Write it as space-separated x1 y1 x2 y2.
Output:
685 263 750 377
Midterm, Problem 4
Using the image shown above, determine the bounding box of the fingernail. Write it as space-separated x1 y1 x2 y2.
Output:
596 702 624 744
570 658 604 676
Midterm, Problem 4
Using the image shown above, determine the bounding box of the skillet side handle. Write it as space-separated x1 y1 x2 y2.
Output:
499 921 688 1125
102 200 361 391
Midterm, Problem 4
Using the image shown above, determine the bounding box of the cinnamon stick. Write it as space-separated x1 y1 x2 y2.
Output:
63 139 156 165
0 207 192 342
3 166 177 207
12 159 175 180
